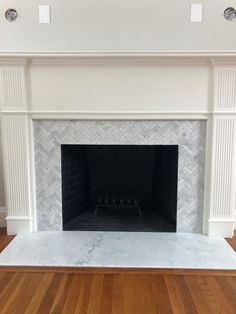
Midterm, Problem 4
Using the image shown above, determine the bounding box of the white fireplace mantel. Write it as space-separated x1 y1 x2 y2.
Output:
0 53 236 237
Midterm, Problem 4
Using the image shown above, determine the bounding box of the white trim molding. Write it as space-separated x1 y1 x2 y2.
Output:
0 62 34 235
29 111 209 120
5 216 31 235
205 63 236 237
0 52 233 69
1 50 236 57
208 218 235 238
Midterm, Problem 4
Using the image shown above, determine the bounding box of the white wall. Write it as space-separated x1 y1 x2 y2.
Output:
0 0 236 51
0 123 5 208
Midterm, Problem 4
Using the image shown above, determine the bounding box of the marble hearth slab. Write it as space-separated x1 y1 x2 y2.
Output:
0 232 236 269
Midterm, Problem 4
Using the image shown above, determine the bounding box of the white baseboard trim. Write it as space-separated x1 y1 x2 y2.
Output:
208 219 235 237
6 216 31 235
0 207 7 227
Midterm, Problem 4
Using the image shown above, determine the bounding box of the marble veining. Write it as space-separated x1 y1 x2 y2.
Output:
0 232 236 269
33 120 206 233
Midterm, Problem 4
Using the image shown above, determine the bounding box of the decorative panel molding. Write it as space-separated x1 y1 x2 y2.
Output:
210 116 236 218
1 115 30 217
0 67 27 111
215 68 236 111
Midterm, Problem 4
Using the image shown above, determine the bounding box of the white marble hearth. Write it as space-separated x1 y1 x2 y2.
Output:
0 232 236 269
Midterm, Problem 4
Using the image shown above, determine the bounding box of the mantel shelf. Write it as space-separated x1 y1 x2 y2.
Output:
1 51 236 66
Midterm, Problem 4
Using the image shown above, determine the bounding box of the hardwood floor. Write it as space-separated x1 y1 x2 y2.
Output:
0 228 236 313
1 269 236 313
0 228 15 254
226 230 236 252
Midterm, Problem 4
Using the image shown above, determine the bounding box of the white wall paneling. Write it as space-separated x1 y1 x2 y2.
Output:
206 64 236 237
1 114 32 234
215 67 236 111
0 68 27 111
207 116 236 236
0 62 33 234
29 64 209 113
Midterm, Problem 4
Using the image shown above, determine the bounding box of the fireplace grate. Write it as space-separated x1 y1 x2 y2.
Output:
93 196 143 220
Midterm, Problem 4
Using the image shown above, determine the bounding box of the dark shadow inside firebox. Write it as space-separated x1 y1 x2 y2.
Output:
61 144 178 232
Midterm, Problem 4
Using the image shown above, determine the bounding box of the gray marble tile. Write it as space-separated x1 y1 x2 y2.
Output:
33 120 206 233
0 232 236 269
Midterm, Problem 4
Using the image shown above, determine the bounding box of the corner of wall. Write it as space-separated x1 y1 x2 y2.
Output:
0 207 7 227
234 210 236 229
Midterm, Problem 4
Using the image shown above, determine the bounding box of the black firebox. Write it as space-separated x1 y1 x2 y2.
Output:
61 145 178 232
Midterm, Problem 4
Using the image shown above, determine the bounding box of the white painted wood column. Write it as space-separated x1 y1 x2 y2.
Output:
0 60 33 234
206 63 236 237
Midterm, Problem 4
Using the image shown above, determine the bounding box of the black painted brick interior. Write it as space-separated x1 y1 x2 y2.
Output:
153 146 178 226
61 145 89 225
61 144 178 231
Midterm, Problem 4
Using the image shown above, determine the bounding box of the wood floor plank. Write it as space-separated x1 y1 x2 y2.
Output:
122 274 158 314
141 274 170 314
165 275 198 314
176 276 198 314
74 274 94 314
111 274 125 314
0 228 15 253
99 274 114 314
215 276 236 312
24 273 54 314
2 273 44 314
149 275 173 314
123 274 158 314
164 275 186 314
185 275 221 314
85 274 104 314
61 273 86 313
0 273 22 303
37 273 64 314
50 273 74 313
0 274 26 314
226 276 236 293
0 272 15 296
206 276 236 314
226 237 236 251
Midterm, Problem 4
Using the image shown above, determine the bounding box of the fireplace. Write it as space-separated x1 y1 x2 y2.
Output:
0 54 236 237
61 144 178 232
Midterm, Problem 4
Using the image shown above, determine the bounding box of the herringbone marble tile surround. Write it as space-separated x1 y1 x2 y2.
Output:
33 120 206 233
